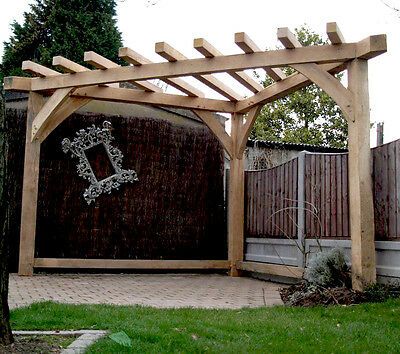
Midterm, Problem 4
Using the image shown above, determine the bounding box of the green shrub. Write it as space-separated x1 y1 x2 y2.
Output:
305 248 350 287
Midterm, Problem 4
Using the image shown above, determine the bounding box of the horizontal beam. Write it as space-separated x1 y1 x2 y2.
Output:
236 261 304 278
3 76 32 91
356 35 387 59
22 39 385 92
33 258 231 269
72 85 236 113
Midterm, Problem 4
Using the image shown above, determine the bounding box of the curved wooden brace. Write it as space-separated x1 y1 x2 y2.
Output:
192 110 234 159
31 87 74 141
291 63 354 121
237 105 263 157
38 97 91 143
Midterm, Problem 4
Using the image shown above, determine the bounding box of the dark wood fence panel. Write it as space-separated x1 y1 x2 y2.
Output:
245 139 400 241
304 153 349 238
373 140 400 240
244 158 298 238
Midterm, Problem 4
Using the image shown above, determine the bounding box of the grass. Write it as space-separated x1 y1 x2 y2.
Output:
10 299 400 353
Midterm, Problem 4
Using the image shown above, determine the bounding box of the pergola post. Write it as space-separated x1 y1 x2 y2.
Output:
347 58 376 290
228 113 245 276
18 92 44 275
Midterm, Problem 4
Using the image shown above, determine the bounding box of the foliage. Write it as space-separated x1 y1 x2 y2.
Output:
9 300 400 352
251 25 348 148
109 331 132 348
1 0 123 82
305 248 350 287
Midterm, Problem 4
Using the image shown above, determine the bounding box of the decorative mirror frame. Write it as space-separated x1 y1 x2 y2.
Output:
62 121 138 204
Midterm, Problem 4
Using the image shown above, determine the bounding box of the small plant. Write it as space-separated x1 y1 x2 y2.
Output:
305 248 350 288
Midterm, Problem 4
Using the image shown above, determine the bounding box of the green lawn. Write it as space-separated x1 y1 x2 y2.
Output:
10 300 400 353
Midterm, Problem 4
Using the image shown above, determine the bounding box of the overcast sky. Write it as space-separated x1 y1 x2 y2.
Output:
1 0 399 145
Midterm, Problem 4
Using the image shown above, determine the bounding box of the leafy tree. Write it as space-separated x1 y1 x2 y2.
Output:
251 26 348 148
1 0 123 82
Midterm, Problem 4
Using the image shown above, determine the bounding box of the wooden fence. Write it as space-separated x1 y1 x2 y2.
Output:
245 139 400 241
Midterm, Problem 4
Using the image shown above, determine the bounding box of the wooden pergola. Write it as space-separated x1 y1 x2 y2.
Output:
4 23 386 290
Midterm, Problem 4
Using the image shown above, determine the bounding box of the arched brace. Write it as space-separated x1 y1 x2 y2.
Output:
192 109 234 159
31 87 74 142
38 97 92 143
236 105 263 157
290 63 354 121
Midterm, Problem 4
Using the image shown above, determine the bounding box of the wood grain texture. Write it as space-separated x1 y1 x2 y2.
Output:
227 113 245 276
34 258 230 269
18 93 45 275
236 261 304 278
347 58 376 290
28 42 369 92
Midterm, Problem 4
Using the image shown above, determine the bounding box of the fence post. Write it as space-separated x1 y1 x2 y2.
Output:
297 151 306 267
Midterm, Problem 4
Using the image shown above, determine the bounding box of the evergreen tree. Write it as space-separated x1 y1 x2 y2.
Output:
251 26 348 148
1 0 123 82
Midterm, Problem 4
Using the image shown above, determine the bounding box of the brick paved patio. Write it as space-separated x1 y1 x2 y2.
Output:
9 273 283 309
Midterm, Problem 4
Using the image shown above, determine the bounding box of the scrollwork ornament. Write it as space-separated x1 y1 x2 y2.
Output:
62 121 138 204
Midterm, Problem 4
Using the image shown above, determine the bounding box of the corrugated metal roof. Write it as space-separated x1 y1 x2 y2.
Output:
246 138 347 153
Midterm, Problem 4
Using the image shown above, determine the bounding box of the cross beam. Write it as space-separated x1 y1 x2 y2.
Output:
4 36 386 93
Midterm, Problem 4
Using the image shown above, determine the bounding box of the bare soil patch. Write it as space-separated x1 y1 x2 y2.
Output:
0 335 76 353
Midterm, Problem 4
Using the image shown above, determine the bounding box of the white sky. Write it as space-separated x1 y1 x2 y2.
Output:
1 0 399 145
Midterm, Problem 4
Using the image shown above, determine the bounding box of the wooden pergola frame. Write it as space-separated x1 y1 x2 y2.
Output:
4 23 386 290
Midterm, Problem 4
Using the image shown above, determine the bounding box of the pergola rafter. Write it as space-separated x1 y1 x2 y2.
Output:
193 37 264 93
4 23 387 291
155 41 244 101
119 47 205 97
234 31 286 81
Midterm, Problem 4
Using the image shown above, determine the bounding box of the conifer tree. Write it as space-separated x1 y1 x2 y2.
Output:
1 0 123 81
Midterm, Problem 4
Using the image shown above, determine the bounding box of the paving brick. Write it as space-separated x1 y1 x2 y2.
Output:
8 273 284 309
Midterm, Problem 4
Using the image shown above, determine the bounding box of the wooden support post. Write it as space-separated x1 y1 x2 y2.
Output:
18 92 44 275
296 152 306 267
347 59 376 290
228 113 245 276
